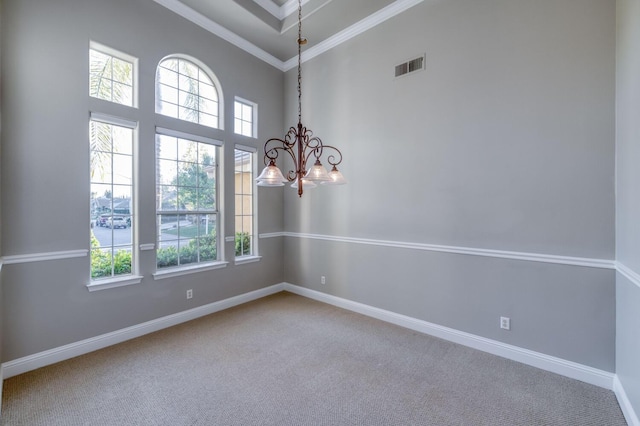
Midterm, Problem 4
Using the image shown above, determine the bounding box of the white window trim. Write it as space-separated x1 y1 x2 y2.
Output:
86 275 143 292
234 144 258 260
90 112 138 129
154 130 225 271
152 261 229 280
235 255 262 265
89 114 139 286
90 41 139 108
234 97 258 138
155 126 222 146
156 54 224 130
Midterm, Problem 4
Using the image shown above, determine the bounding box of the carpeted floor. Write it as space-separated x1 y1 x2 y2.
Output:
1 292 627 425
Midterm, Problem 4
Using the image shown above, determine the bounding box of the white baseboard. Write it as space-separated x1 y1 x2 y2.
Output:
283 283 615 390
2 281 630 420
1 283 284 379
614 375 640 426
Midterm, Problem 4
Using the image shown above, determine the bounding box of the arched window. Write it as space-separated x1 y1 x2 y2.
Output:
155 56 221 128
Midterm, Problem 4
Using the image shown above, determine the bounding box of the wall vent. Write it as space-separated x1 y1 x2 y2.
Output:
395 55 425 78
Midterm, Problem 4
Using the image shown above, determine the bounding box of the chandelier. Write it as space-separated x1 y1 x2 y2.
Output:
255 0 346 197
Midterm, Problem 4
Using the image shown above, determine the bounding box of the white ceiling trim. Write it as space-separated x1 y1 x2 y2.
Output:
154 0 424 72
253 0 312 20
280 0 334 34
153 0 286 70
280 0 309 18
252 0 282 18
283 0 424 70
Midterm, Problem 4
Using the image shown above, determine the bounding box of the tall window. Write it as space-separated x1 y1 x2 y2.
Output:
234 98 256 138
89 42 136 107
90 115 135 280
156 57 220 128
156 131 220 269
234 146 256 257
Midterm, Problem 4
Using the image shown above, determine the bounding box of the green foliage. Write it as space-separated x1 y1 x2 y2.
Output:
199 234 218 262
90 231 131 279
114 250 132 275
156 246 179 268
156 233 217 269
235 232 251 257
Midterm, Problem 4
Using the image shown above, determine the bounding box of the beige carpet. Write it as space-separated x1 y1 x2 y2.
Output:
1 292 627 425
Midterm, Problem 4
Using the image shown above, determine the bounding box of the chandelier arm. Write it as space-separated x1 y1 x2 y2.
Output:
263 143 299 182
318 145 343 166
305 135 323 149
302 143 322 166
262 139 288 163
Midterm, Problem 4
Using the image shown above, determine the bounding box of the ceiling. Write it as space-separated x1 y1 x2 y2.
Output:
153 0 424 70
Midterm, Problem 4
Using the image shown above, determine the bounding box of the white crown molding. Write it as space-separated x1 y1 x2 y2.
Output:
284 232 615 269
1 249 88 265
614 375 640 426
284 0 425 70
616 261 640 290
252 0 283 19
283 283 615 389
280 0 312 19
153 0 425 72
1 283 285 379
153 0 285 71
253 0 312 20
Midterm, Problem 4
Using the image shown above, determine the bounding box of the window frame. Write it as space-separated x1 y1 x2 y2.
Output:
234 97 257 138
155 55 224 130
89 41 138 108
153 127 227 279
87 112 142 292
234 144 260 264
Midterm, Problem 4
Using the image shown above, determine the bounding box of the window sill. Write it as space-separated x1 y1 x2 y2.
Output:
234 255 262 265
152 261 229 280
87 275 143 292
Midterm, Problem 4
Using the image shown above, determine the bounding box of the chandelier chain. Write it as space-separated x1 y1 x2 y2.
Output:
297 0 302 123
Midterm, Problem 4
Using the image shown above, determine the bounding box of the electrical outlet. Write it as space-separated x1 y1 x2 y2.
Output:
500 316 510 330
321 276 326 285
186 289 193 299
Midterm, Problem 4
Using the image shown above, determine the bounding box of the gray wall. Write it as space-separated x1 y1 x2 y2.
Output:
0 0 623 387
0 0 4 367
284 0 616 370
0 0 284 361
616 0 640 415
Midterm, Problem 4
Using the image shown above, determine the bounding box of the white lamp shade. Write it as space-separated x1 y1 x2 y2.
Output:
304 160 331 182
290 178 317 190
256 163 287 185
257 180 285 187
322 166 347 185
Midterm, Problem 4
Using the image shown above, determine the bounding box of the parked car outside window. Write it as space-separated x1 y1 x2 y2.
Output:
107 216 128 229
